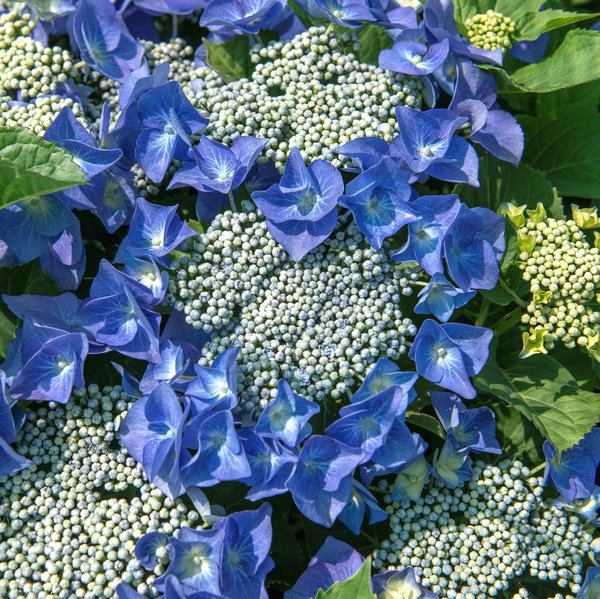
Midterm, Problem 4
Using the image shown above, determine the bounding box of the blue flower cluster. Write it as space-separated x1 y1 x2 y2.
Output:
1 0 598 597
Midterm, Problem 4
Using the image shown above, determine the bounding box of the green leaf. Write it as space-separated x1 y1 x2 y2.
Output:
475 352 600 452
0 126 86 208
315 558 375 599
204 36 253 82
493 402 544 465
519 107 600 199
406 411 446 438
456 153 563 217
515 9 600 41
535 80 600 116
357 25 393 65
485 29 600 93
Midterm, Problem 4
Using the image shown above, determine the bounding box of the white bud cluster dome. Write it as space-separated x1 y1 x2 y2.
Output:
167 209 419 411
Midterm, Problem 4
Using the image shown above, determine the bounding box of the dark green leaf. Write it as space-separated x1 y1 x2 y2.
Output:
0 127 86 208
315 558 375 599
357 25 393 65
515 9 600 41
535 80 600 116
519 107 600 199
485 29 600 93
475 352 600 452
493 402 544 465
204 36 253 81
406 411 446 438
457 153 563 217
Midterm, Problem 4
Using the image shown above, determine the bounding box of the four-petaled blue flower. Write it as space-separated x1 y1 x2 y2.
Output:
433 433 473 488
201 0 286 35
296 0 375 27
252 148 343 261
409 320 493 399
120 382 189 499
255 379 320 448
339 157 418 249
393 106 479 186
431 391 501 454
414 272 476 322
286 435 363 526
372 567 438 599
134 81 208 183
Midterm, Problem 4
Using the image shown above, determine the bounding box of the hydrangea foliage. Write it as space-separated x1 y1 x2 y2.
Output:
1 0 600 597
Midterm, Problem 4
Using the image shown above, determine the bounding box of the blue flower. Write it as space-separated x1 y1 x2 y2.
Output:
116 197 194 263
120 383 189 499
132 0 203 15
71 0 144 82
239 428 297 501
185 347 240 415
443 204 505 291
393 107 479 186
134 81 208 183
431 391 501 454
339 480 387 535
8 332 88 404
158 526 225 594
285 537 364 599
433 433 473 488
423 0 503 65
368 417 427 472
379 28 449 76
326 386 408 463
252 148 343 261
372 568 438 599
339 157 418 249
449 59 524 165
135 532 170 570
213 503 274 599
389 456 431 502
336 136 391 173
77 260 161 361
0 372 31 477
169 136 268 195
120 252 169 304
140 341 189 394
286 435 363 526
296 0 375 27
200 0 286 35
409 320 493 399
579 568 600 599
255 380 319 448
543 428 600 504
393 194 461 276
0 196 77 264
182 409 251 487
351 357 418 405
414 273 476 322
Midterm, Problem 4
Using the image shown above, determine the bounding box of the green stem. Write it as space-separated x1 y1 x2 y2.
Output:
529 462 545 475
475 298 490 327
493 306 523 337
228 191 238 212
499 276 527 307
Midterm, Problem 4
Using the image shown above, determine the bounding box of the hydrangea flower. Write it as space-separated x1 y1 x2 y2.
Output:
543 428 600 504
134 81 208 183
182 409 251 487
200 0 286 35
255 379 320 448
409 320 493 399
431 391 501 454
120 382 189 499
71 0 144 81
379 27 449 76
0 372 31 477
252 148 343 261
433 433 473 487
415 273 476 322
115 197 194 264
393 107 479 186
372 568 438 599
443 205 505 290
338 480 387 535
339 157 418 249
286 435 363 526
285 537 364 599
393 194 461 276
295 0 375 27
169 136 268 195
389 456 431 502
351 358 418 405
